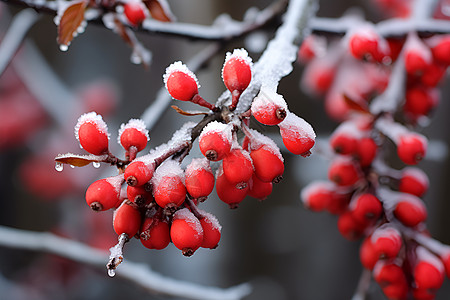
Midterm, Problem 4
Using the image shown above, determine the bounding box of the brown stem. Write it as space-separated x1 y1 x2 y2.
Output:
191 94 216 111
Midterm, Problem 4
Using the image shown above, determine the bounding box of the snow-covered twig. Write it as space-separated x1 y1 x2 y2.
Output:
351 268 372 300
0 225 251 300
0 8 39 76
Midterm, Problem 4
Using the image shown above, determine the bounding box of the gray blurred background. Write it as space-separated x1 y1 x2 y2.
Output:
0 0 449 299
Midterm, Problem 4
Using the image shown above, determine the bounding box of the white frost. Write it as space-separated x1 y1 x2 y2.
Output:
278 111 316 140
199 121 233 145
163 61 200 90
251 87 288 115
74 111 110 143
117 118 150 144
173 208 203 236
151 159 185 187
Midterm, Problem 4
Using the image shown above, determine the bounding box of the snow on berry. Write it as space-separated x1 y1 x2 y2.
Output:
278 111 315 156
245 128 283 162
199 121 233 161
222 48 253 93
163 61 199 101
74 112 110 155
118 118 149 151
251 88 288 125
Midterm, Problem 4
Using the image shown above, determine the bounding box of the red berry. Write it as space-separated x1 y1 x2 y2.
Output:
170 208 204 256
199 121 232 161
330 131 358 155
198 211 221 249
250 145 284 183
348 31 379 60
222 49 252 94
164 62 199 101
248 174 273 201
278 112 315 156
371 226 403 259
429 35 450 65
215 166 248 209
328 157 361 187
127 185 153 206
301 57 336 95
374 261 408 300
414 247 445 291
251 88 288 125
404 86 437 117
86 175 124 211
355 136 378 167
113 201 142 237
140 217 170 250
75 112 109 155
124 159 155 187
439 250 450 278
337 211 366 240
123 0 147 27
393 194 427 227
397 133 427 165
298 35 326 63
118 119 149 152
420 61 447 87
222 148 254 187
404 34 432 75
152 160 186 209
399 167 429 197
185 158 215 200
360 236 378 270
350 193 383 224
301 181 334 212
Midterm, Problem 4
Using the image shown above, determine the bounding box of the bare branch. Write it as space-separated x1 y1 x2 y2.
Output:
0 225 251 300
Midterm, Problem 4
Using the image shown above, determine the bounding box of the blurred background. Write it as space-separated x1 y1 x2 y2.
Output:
0 0 449 299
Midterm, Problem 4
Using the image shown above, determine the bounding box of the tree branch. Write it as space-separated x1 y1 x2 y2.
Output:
0 225 251 300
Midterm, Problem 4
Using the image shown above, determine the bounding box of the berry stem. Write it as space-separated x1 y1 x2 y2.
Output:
229 90 241 111
185 196 204 220
106 233 129 276
191 94 216 111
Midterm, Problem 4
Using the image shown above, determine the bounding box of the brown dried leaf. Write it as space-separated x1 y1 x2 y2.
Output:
143 0 174 22
171 105 209 116
55 153 108 167
57 1 87 47
343 94 370 114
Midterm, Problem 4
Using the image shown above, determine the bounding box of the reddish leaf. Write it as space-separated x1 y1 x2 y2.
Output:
143 0 174 22
55 153 108 167
57 1 87 47
343 94 370 114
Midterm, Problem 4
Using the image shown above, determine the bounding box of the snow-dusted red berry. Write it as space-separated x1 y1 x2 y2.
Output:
404 33 432 75
170 208 204 256
355 137 378 167
350 193 382 224
371 226 403 259
360 236 378 270
86 175 123 211
278 112 315 156
429 35 450 65
298 34 326 63
113 200 142 237
215 166 248 209
123 0 147 27
198 210 221 249
152 160 186 209
373 261 408 300
251 88 288 126
199 121 232 161
404 86 437 118
185 158 215 200
328 156 361 187
222 48 252 94
394 194 427 227
222 148 254 187
75 112 109 155
127 185 153 206
330 132 358 155
414 247 445 292
399 167 429 197
337 211 366 240
118 118 149 152
348 30 379 60
124 159 155 187
301 181 334 212
164 61 199 101
140 217 170 250
397 133 427 165
248 174 273 201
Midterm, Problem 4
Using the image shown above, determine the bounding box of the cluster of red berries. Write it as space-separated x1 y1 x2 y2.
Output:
55 48 315 264
299 8 450 300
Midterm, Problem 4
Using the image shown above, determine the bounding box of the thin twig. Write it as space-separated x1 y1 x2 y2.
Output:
0 8 40 76
351 268 372 300
0 225 251 300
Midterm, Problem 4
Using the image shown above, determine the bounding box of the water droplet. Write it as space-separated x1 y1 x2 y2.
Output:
55 162 64 172
108 269 116 277
93 162 101 169
59 44 69 52
130 53 142 65
70 164 75 169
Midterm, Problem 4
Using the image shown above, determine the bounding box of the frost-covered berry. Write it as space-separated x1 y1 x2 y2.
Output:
404 86 437 118
337 211 366 240
348 29 379 61
164 61 199 101
350 193 382 224
251 88 287 126
371 226 403 259
140 217 170 250
199 121 233 161
396 133 427 165
301 181 334 212
170 208 204 256
215 166 248 209
278 112 315 156
399 167 429 197
360 236 378 270
152 160 186 209
393 194 427 227
429 35 450 65
355 137 378 167
185 158 215 200
124 159 155 187
222 48 252 94
127 185 153 206
222 148 254 188
248 174 273 201
86 175 124 211
75 112 109 155
373 260 408 300
404 33 432 75
118 118 149 152
413 247 445 293
328 156 361 187
198 210 221 249
113 200 142 237
123 0 147 27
